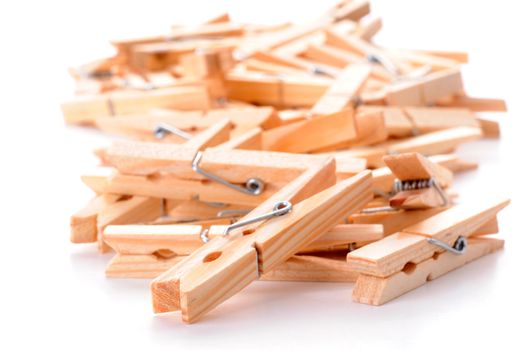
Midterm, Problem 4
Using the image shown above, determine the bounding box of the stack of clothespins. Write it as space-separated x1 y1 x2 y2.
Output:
65 0 510 324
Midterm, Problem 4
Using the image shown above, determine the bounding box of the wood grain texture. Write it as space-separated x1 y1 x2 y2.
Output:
352 237 504 305
262 254 359 283
385 68 464 106
96 195 163 252
94 106 279 139
62 86 210 124
262 109 358 153
383 152 453 187
177 171 372 323
225 71 331 107
70 194 120 243
347 198 509 277
104 223 382 279
150 156 336 315
351 207 448 236
311 64 371 116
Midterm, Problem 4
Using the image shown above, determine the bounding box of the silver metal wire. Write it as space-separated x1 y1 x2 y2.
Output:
192 151 265 196
154 122 193 140
427 236 467 255
223 201 292 236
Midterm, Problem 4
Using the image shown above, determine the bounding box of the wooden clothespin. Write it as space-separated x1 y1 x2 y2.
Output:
225 71 331 108
358 106 482 138
103 222 383 279
318 126 482 169
301 43 392 82
261 253 361 283
92 116 367 203
369 153 475 195
382 152 453 209
347 198 509 305
70 194 163 252
62 86 211 124
94 106 280 141
99 138 345 205
180 48 236 106
328 0 371 22
385 68 465 106
436 95 507 112
150 153 373 322
310 63 370 116
262 109 359 153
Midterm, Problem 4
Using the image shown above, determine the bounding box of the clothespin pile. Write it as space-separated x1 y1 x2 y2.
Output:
66 0 510 323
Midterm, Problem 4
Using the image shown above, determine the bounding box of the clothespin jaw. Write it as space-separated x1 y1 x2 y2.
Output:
383 152 453 209
103 221 383 279
347 198 509 305
151 158 372 323
352 237 504 305
70 194 163 252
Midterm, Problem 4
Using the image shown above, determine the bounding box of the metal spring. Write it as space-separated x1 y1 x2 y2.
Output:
393 179 435 193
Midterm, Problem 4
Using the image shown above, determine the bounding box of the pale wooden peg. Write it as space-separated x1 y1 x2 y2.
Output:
311 109 388 153
225 71 331 107
174 171 372 323
96 195 163 252
311 64 371 116
237 18 332 57
62 86 210 124
477 117 500 138
103 222 383 279
385 68 464 106
94 106 280 140
388 126 483 155
330 0 370 22
302 44 392 81
325 29 413 75
370 153 474 195
169 22 245 40
212 127 262 150
261 253 360 283
262 109 359 153
104 223 383 257
383 152 453 188
347 198 510 277
352 237 504 305
404 107 480 133
203 12 231 24
304 224 383 251
436 95 507 112
70 194 120 243
83 149 366 206
355 16 382 41
351 207 448 236
358 106 482 137
389 187 448 210
244 58 310 77
107 254 187 279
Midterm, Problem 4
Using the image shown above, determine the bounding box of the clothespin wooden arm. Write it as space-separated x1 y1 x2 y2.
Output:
347 198 510 277
311 63 371 116
383 153 453 209
103 223 383 256
62 86 211 124
150 157 339 319
171 171 372 323
352 237 504 305
83 150 365 206
94 106 280 140
104 141 334 184
261 254 360 283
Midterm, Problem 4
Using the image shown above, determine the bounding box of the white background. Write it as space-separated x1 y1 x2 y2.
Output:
1 0 526 349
